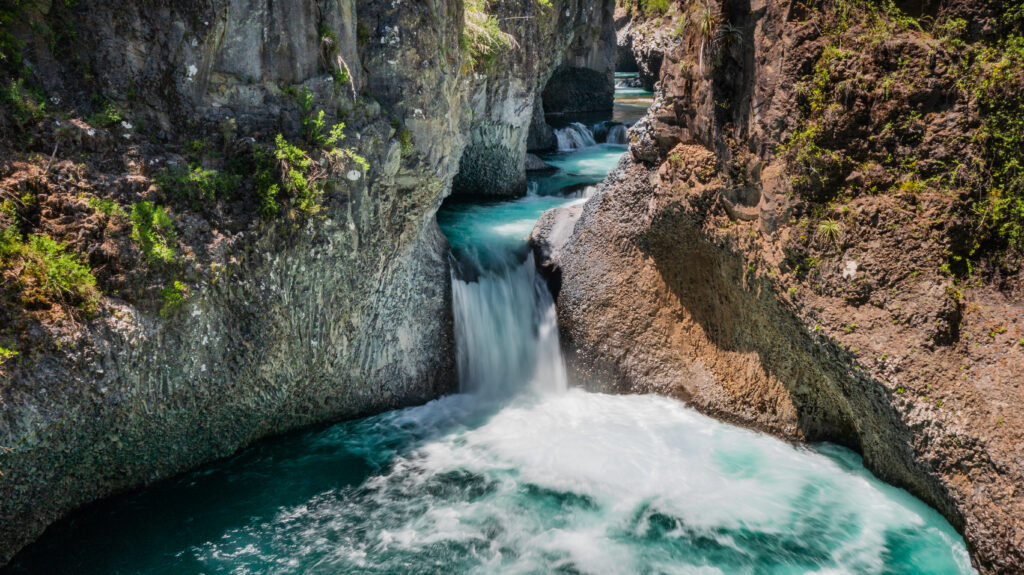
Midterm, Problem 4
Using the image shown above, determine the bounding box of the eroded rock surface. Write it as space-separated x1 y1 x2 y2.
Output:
541 1 1024 572
0 0 613 563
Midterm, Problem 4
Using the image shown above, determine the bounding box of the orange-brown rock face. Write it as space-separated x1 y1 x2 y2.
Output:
537 1 1024 572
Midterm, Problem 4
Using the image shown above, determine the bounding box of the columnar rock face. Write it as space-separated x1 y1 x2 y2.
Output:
0 0 613 563
541 67 614 116
449 0 617 197
538 0 1024 572
541 0 617 117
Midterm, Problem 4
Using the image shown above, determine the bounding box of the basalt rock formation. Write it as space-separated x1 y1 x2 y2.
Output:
450 0 616 195
535 0 1024 572
0 0 613 563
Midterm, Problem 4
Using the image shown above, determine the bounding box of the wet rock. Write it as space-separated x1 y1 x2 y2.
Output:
527 96 557 152
529 205 583 297
525 153 555 172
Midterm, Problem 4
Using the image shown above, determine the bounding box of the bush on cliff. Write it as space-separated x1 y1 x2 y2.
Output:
971 34 1024 253
0 226 99 314
254 97 368 221
462 0 515 71
776 0 1024 268
155 165 239 210
130 202 177 265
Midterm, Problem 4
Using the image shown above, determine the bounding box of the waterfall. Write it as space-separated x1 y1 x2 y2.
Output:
554 122 597 151
607 124 628 145
451 254 567 397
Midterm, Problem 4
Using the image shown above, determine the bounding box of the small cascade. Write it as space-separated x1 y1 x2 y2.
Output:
554 122 597 151
607 124 628 145
616 75 643 88
451 254 567 397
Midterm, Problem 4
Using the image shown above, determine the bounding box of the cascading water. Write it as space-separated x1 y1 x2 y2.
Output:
554 121 597 151
451 254 566 396
607 123 628 145
4 72 976 575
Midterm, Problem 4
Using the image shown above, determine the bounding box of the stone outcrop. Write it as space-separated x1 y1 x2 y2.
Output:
450 0 616 196
541 67 615 116
537 1 1024 572
526 95 558 151
0 0 614 563
540 0 616 117
614 5 667 91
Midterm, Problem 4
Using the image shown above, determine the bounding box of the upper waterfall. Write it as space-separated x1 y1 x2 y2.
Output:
555 122 597 151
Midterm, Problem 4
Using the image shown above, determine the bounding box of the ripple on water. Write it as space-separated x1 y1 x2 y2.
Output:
7 392 974 574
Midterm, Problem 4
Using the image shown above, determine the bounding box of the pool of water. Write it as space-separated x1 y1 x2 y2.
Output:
6 391 974 574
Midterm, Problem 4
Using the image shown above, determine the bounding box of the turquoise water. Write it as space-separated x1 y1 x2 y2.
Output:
528 144 625 197
3 75 975 575
4 392 975 574
615 86 655 98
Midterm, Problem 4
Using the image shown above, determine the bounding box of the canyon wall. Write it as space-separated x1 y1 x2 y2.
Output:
535 0 1024 572
0 0 613 563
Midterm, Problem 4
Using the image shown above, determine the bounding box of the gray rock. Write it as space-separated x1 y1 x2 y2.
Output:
525 153 556 172
0 0 617 563
530 204 583 296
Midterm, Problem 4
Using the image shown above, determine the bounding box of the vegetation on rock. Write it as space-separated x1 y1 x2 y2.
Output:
155 165 239 210
461 0 515 70
130 202 177 265
0 226 99 315
767 0 1024 278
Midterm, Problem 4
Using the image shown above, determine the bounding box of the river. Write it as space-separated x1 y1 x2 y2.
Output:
3 76 974 575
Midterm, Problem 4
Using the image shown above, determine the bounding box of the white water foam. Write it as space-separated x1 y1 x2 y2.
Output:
185 391 975 574
451 254 567 397
607 124 628 145
555 122 597 151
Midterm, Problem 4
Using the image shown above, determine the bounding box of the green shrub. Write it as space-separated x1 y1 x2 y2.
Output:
253 92 366 220
641 0 670 18
298 88 327 145
87 196 127 218
185 139 209 164
2 233 100 312
254 148 280 221
1 78 46 127
971 35 1024 252
0 346 17 368
155 165 239 209
0 222 19 255
255 120 365 219
130 202 177 264
158 280 188 317
462 0 514 71
274 134 321 214
399 129 413 156
88 102 122 128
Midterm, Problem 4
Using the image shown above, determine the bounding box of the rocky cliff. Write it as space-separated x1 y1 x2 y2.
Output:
535 0 1024 572
0 0 613 563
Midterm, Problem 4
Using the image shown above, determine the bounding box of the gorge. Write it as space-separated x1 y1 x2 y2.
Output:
1 0 1022 573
